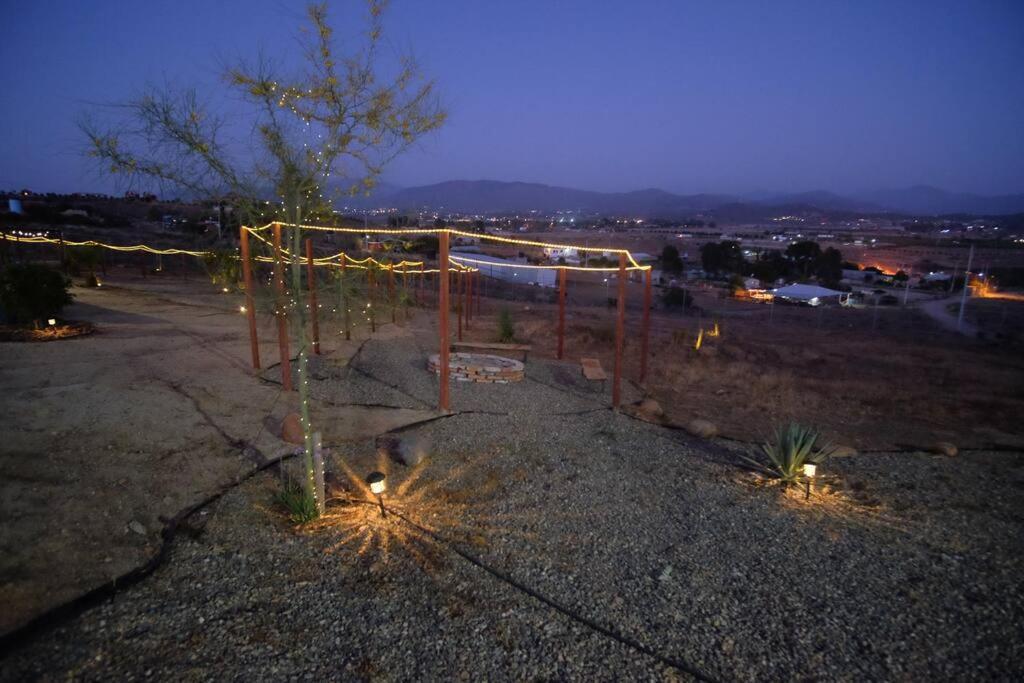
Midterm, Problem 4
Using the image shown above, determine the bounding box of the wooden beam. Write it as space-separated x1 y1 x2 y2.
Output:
612 253 627 408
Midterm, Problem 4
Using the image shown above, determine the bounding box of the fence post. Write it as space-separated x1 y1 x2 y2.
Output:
341 254 351 341
418 262 424 305
305 238 320 355
457 270 464 341
640 267 652 383
465 269 472 329
557 267 567 359
240 227 261 369
368 266 376 333
438 232 451 411
388 264 396 323
613 253 627 408
273 223 293 390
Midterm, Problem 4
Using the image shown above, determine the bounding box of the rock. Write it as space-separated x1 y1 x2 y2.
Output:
930 441 958 457
128 520 146 535
686 419 718 439
281 413 304 445
832 445 858 458
638 398 664 418
376 434 424 467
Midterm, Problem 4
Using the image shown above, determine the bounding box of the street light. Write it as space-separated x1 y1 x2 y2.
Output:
366 471 387 517
803 462 817 500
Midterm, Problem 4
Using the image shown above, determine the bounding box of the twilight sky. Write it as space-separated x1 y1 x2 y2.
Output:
1 0 1022 196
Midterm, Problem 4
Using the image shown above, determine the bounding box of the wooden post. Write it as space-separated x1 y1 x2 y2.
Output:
59 232 67 273
341 254 351 341
457 270 464 341
438 232 451 411
388 264 396 323
273 223 293 390
557 267 567 360
305 238 320 355
368 267 376 333
240 227 261 369
418 262 424 305
640 267 652 383
465 269 472 329
612 253 627 408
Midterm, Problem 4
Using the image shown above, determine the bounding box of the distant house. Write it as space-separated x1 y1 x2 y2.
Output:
771 283 847 306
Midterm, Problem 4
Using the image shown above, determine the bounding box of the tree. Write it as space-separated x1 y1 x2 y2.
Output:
661 286 693 309
815 247 843 288
660 244 683 275
82 1 445 518
751 250 790 284
785 240 822 277
700 240 743 276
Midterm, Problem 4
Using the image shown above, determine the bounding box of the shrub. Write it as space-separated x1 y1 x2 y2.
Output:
203 249 241 290
497 308 515 343
275 479 318 524
662 287 693 309
742 422 834 483
0 263 73 326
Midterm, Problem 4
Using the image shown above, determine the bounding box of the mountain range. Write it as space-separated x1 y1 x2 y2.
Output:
335 180 1024 218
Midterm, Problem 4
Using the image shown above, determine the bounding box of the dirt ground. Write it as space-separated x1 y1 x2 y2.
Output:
457 287 1024 451
0 270 439 637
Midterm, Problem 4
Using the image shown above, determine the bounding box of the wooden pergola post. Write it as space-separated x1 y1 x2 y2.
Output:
341 254 351 341
304 238 321 355
272 223 293 390
388 264 396 323
457 270 464 341
438 232 451 411
240 227 261 369
557 267 567 359
465 269 472 329
612 253 627 408
368 267 376 333
417 262 424 305
640 267 652 383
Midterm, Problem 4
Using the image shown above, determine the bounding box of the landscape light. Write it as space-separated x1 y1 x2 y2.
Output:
803 462 817 500
222 287 229 293
365 471 387 517
239 305 247 314
47 318 56 326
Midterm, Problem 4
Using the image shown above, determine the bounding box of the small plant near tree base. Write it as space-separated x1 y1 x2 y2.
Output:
743 422 834 483
0 264 73 327
202 249 241 291
497 308 515 343
276 478 318 524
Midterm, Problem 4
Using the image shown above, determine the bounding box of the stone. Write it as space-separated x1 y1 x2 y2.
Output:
281 413 304 445
376 434 425 467
638 397 664 418
686 419 718 439
128 520 146 535
930 441 958 457
832 445 858 458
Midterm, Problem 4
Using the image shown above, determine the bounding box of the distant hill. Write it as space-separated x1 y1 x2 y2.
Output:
332 178 1024 218
855 185 1024 216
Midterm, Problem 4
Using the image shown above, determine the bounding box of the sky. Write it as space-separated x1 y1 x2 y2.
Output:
1 0 1023 197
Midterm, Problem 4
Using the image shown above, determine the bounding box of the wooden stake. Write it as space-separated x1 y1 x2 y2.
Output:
640 267 652 383
438 232 451 411
273 223 293 390
240 227 261 369
305 238 320 355
613 253 627 408
557 267 567 359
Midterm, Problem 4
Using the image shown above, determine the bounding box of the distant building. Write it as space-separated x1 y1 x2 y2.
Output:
450 250 556 287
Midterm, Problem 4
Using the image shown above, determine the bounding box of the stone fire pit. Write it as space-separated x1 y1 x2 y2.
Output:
427 352 524 383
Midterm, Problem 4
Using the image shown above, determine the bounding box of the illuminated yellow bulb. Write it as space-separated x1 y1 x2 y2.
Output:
803 463 817 478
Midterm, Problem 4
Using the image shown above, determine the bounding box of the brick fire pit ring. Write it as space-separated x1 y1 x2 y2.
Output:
427 353 524 383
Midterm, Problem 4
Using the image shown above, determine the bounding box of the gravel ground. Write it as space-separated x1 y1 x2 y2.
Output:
3 318 1022 681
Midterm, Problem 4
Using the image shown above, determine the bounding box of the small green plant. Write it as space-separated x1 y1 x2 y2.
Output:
0 263 73 327
743 422 834 482
202 249 241 291
497 308 515 343
276 478 318 524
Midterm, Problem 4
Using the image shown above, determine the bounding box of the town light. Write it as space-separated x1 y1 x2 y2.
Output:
803 463 817 499
366 471 387 516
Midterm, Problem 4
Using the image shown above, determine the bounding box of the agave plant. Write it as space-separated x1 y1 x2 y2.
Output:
743 422 834 482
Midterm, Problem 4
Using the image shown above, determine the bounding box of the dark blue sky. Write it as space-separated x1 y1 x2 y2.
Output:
2 0 1022 196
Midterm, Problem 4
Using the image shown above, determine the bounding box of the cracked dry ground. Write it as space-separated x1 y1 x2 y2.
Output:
0 277 441 638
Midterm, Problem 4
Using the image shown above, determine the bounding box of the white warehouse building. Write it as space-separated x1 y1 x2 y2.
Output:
449 251 557 288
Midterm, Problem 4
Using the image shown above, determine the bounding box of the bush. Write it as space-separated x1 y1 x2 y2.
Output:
497 308 515 343
742 423 834 483
203 249 241 290
0 263 73 326
662 287 693 309
275 479 318 524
